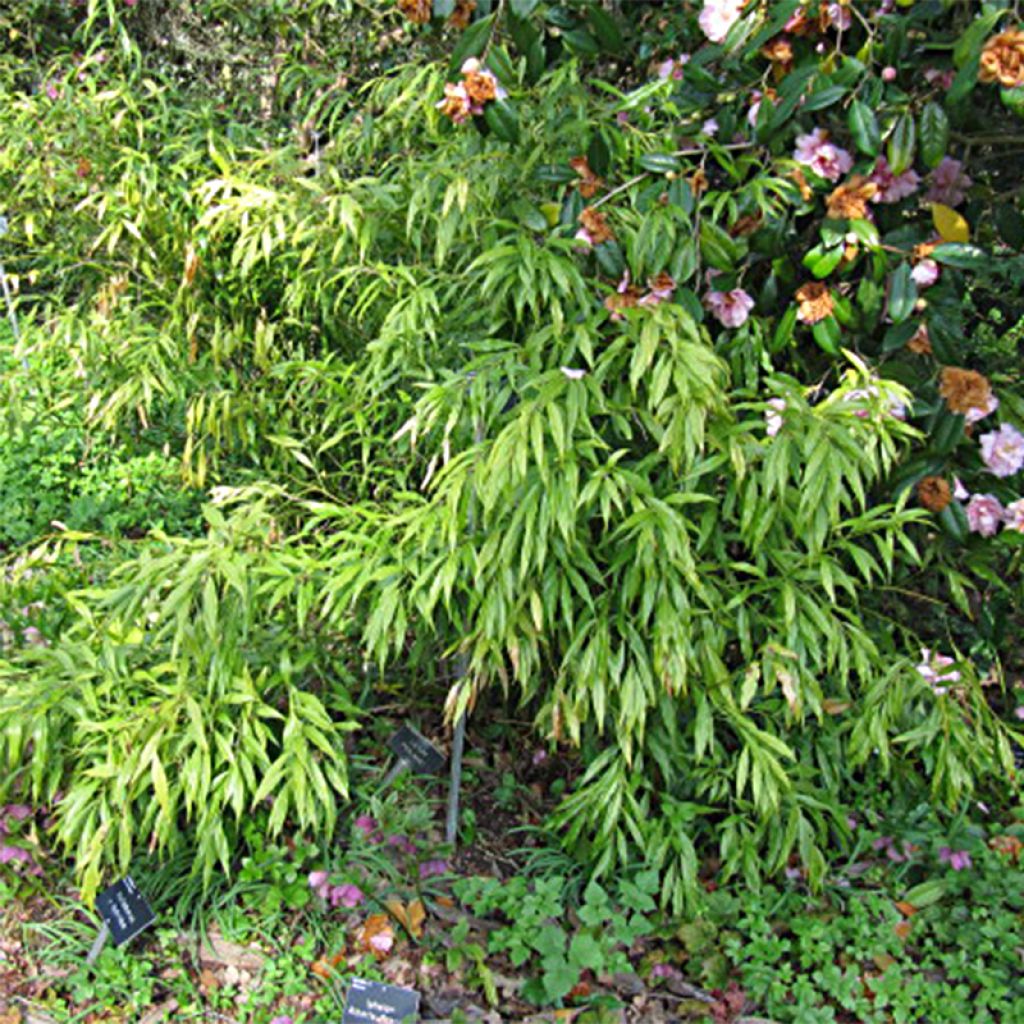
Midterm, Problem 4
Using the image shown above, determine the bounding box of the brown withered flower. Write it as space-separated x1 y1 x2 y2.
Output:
448 0 476 30
579 207 615 245
794 281 834 324
790 166 812 201
913 240 938 263
463 65 498 105
729 212 763 237
906 323 933 355
917 476 952 513
979 27 1024 88
938 366 994 416
569 156 604 199
762 37 794 79
826 175 879 220
398 0 432 25
690 168 708 195
604 282 642 320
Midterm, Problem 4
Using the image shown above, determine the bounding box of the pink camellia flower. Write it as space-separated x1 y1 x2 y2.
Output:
354 814 382 843
911 259 940 289
980 423 1024 477
308 870 330 900
705 288 755 328
872 835 913 863
793 128 854 182
650 963 683 981
436 82 472 125
656 53 690 80
418 859 450 879
924 67 955 90
925 157 972 207
0 845 33 866
386 833 416 856
1014 706 1024 720
329 883 366 908
965 392 999 426
765 398 786 437
966 493 1005 537
699 0 745 43
747 91 765 127
369 929 394 954
938 846 972 871
1003 498 1024 532
827 2 852 30
953 477 970 501
916 648 961 692
882 66 897 82
870 156 920 203
637 272 676 307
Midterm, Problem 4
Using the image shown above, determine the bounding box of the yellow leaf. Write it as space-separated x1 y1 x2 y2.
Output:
931 203 969 243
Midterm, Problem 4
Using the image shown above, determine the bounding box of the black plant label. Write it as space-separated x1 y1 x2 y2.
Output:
342 977 420 1023
387 724 445 775
95 876 156 947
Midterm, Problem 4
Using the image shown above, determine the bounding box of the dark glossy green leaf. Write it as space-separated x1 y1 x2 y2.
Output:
587 133 611 176
931 243 987 270
483 99 519 143
563 29 600 55
449 15 494 73
802 84 848 113
771 304 798 352
930 410 965 455
510 0 540 16
586 5 623 53
881 319 919 353
811 315 842 355
639 152 682 173
700 222 743 271
995 204 1024 248
886 112 916 175
918 102 949 169
803 244 843 279
887 263 917 323
535 163 576 184
938 501 968 543
848 100 881 156
594 240 625 279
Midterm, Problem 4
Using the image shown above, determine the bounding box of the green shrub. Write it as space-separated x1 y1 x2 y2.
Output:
0 0 1022 912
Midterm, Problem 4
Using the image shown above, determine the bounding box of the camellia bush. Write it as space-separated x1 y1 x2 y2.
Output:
0 0 1022 909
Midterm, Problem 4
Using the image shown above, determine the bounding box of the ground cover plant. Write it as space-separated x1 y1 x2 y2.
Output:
0 0 1023 1019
